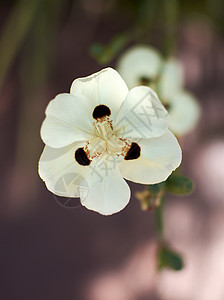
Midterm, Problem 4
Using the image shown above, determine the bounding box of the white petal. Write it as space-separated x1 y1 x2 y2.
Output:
70 67 129 121
158 58 184 101
38 142 90 198
168 90 201 136
118 130 182 184
117 45 162 89
80 154 131 215
114 86 169 139
41 93 94 148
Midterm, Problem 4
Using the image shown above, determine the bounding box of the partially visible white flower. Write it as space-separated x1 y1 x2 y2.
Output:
117 45 201 136
39 68 182 215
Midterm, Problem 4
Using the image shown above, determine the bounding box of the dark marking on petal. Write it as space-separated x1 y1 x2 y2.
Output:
124 142 141 160
139 76 152 86
75 148 91 166
92 105 111 119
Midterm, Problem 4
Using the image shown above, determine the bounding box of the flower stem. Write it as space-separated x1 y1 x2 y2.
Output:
162 0 179 58
154 196 164 239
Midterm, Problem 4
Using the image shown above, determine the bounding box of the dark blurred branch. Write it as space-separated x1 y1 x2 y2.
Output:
163 0 179 57
0 0 43 91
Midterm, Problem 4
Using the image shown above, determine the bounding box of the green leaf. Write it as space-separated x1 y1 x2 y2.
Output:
90 32 130 65
158 245 183 271
166 174 193 195
90 43 107 65
108 33 129 55
148 181 166 195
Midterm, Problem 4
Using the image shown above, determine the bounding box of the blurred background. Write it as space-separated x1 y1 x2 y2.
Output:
0 0 224 299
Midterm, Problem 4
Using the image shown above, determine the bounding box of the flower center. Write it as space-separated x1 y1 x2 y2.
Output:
75 105 141 165
92 114 130 157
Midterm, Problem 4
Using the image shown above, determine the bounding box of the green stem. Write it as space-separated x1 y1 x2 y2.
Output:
155 196 164 239
134 0 157 42
162 0 179 58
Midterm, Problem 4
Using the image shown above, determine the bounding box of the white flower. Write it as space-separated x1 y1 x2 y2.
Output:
117 45 201 136
38 68 181 215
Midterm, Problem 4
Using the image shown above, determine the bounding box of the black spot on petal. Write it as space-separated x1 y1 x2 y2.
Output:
124 142 141 160
93 105 111 119
75 148 91 166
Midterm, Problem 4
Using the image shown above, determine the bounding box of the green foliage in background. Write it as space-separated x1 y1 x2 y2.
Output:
166 174 193 195
158 245 184 271
0 0 223 89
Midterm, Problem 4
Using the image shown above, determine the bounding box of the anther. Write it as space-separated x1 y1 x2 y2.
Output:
124 142 141 160
75 148 91 166
92 105 111 119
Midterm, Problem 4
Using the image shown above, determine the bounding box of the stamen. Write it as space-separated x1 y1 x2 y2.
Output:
93 116 113 140
75 148 91 166
124 142 141 160
93 105 111 119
